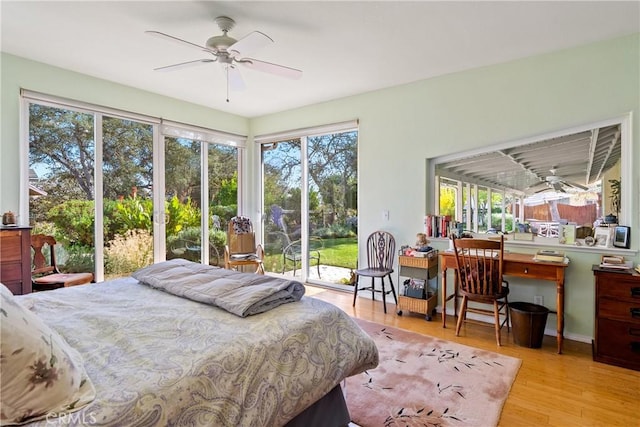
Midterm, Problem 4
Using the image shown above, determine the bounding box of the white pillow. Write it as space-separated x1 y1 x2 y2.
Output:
0 284 95 425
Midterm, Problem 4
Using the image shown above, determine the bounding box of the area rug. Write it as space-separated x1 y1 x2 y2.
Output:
346 319 521 427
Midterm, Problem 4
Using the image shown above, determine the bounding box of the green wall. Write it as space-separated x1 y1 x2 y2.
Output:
250 33 640 341
2 34 639 340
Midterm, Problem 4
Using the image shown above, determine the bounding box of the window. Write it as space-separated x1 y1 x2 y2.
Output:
430 115 630 240
23 91 245 282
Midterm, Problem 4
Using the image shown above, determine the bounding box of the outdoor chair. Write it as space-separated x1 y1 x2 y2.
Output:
352 230 397 314
224 216 265 274
282 236 323 278
451 235 510 346
31 234 93 291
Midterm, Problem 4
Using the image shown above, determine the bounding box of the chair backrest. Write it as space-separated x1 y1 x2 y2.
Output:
451 236 504 296
31 234 58 276
227 216 257 255
365 231 396 271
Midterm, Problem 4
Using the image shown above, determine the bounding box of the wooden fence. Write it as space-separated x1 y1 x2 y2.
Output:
517 203 597 226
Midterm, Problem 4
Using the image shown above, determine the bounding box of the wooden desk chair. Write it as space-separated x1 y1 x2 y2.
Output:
224 216 265 274
31 234 93 291
451 235 510 346
352 230 397 314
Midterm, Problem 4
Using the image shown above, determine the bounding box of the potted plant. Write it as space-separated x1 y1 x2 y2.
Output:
606 178 621 223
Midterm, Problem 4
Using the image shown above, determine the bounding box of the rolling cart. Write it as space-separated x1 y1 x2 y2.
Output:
396 251 439 321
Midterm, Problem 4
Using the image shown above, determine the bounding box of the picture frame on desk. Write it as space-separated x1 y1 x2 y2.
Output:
594 226 613 248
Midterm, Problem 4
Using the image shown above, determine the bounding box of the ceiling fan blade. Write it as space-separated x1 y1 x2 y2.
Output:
238 58 302 79
565 181 588 190
145 30 214 54
154 58 216 72
228 31 273 58
552 182 565 192
226 65 246 91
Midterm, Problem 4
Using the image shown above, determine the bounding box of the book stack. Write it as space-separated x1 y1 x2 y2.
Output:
533 250 565 263
424 215 452 238
599 255 632 270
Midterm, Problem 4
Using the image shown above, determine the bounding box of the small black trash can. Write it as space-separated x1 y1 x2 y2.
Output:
509 302 549 348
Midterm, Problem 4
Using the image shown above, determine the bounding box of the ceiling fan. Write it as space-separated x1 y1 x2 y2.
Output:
538 167 588 193
146 16 302 101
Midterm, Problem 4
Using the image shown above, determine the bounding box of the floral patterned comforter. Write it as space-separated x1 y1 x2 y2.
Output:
18 277 378 427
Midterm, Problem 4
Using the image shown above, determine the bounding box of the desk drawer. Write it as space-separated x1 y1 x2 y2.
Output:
595 317 640 370
504 262 558 281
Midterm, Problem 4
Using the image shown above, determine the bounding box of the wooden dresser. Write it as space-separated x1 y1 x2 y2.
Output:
0 226 32 295
592 266 640 371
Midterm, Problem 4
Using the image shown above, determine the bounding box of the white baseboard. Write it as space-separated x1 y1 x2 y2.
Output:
439 307 592 344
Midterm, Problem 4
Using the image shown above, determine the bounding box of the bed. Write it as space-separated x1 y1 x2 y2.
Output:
1 259 378 426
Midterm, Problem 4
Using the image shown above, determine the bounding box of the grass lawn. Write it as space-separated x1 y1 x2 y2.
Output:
263 236 358 273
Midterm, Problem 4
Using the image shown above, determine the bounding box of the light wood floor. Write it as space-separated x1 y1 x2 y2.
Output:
308 286 640 427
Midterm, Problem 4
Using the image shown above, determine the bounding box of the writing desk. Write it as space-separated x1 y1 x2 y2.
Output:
439 251 569 353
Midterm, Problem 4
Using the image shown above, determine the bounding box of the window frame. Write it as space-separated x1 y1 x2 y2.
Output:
20 90 247 281
428 114 634 251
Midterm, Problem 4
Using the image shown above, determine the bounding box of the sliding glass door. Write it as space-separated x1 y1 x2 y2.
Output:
102 116 155 278
259 124 358 288
25 93 244 283
28 104 97 277
163 128 240 268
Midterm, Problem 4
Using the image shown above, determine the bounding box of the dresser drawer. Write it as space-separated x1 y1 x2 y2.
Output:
1 227 32 295
2 281 23 295
0 262 22 282
595 317 640 370
0 232 22 262
597 279 640 301
599 298 640 324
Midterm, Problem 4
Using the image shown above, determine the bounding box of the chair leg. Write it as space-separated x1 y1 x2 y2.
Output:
387 274 398 304
381 277 387 314
494 300 502 346
505 297 510 332
370 277 375 301
455 296 468 336
352 274 359 307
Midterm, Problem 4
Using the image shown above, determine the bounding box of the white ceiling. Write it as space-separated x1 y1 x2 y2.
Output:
1 1 639 118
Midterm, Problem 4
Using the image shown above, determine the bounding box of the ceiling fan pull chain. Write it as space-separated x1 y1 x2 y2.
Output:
226 65 230 103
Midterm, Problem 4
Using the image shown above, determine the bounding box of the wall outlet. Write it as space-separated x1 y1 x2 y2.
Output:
534 295 544 306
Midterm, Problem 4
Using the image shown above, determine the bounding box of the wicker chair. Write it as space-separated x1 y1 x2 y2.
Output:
451 235 510 346
224 216 264 274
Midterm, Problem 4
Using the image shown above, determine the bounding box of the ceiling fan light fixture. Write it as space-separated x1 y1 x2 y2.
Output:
206 35 237 52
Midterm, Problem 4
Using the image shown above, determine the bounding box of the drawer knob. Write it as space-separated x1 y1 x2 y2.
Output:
523 268 528 274
631 287 640 298
631 308 640 318
631 342 640 353
630 327 640 337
